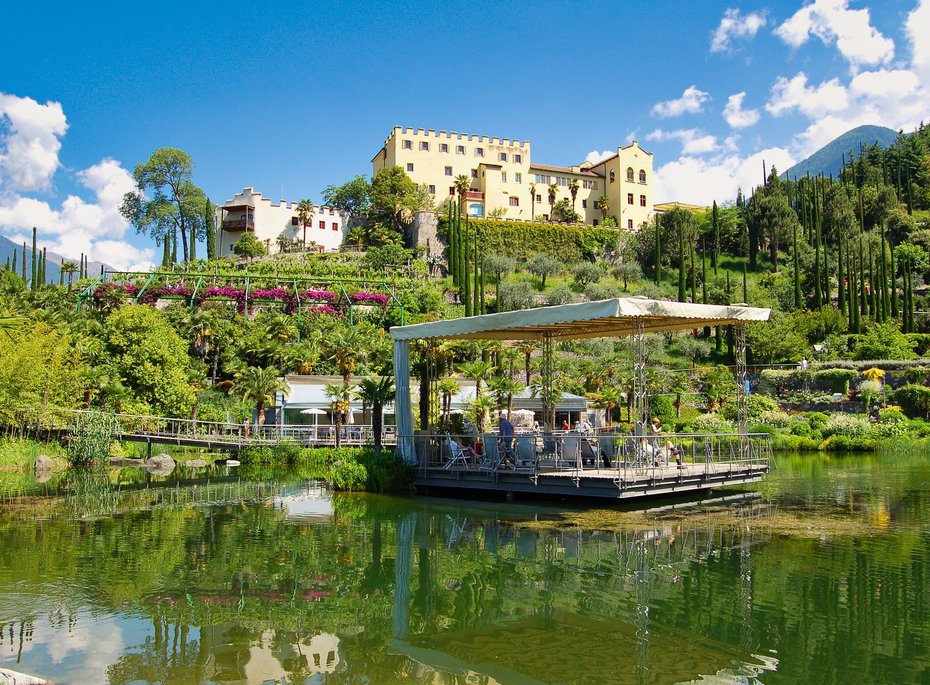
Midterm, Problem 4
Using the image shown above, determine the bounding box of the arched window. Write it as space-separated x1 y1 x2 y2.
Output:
639 169 646 183
626 167 634 182
609 169 616 183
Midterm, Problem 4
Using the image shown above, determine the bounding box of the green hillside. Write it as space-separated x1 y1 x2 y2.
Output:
782 124 898 180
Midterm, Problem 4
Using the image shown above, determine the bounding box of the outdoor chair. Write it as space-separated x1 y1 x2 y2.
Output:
478 436 503 471
580 439 599 468
560 436 581 470
515 436 537 471
443 435 472 470
598 435 617 468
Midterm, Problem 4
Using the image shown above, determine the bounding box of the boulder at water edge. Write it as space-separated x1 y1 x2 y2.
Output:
34 455 53 471
146 454 176 475
186 459 208 468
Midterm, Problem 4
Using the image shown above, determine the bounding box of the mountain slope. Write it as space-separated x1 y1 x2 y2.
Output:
0 235 113 285
781 125 899 180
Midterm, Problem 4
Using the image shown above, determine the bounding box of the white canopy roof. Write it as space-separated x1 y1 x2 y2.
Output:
390 297 771 342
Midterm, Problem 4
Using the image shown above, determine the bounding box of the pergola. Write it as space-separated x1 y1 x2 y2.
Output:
390 297 770 463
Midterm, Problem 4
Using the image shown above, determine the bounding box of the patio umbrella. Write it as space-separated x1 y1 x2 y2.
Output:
300 407 326 427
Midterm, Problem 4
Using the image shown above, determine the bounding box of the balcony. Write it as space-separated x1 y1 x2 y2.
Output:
465 190 484 201
221 218 255 231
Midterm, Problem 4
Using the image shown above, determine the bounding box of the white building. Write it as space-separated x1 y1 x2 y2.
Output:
216 187 348 257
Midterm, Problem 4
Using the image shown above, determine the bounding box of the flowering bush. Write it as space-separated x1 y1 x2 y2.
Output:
305 305 341 316
94 282 138 298
822 413 871 438
686 413 735 434
201 286 246 300
302 290 337 302
350 292 390 306
138 283 193 304
250 286 290 300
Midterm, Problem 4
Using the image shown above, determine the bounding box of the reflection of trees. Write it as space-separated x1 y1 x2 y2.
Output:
2 457 930 683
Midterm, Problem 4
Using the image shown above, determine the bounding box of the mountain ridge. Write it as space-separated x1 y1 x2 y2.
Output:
0 234 114 285
781 124 898 180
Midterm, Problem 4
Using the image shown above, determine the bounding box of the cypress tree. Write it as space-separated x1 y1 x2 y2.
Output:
906 166 914 215
204 199 216 260
793 222 802 310
712 201 719 274
869 243 877 318
814 230 822 308
823 241 831 307
677 221 686 302
463 227 471 317
30 226 37 289
41 247 47 287
162 237 171 268
22 243 26 280
655 216 662 285
742 262 748 303
837 229 845 317
189 220 196 263
59 259 64 286
689 241 697 303
848 240 859 332
11 250 16 278
446 204 455 285
879 228 889 322
473 226 480 314
859 237 867 319
170 230 177 265
479 258 485 314
890 245 899 319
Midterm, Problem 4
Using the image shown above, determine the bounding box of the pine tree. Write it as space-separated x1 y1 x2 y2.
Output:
655 216 662 285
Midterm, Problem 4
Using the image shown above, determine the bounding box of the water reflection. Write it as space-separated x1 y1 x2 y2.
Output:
0 454 929 684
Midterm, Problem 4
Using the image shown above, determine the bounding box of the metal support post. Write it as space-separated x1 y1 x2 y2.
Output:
734 324 748 434
541 334 554 428
632 318 649 434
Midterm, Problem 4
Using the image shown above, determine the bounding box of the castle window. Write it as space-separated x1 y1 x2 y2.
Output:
639 169 646 183
627 193 634 204
420 141 429 151
406 163 414 172
429 185 436 194
475 147 484 157
440 143 449 153
510 197 519 207
582 199 587 209
536 194 542 203
403 140 412 150
445 166 453 176
471 168 478 178
502 172 507 182
332 222 338 230
319 221 325 229
640 194 646 207
514 153 522 163
628 219 634 229
500 152 507 162
609 170 616 183
456 145 466 154
515 173 522 184
626 167 634 181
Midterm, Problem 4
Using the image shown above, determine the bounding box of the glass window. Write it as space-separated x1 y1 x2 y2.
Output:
429 185 436 194
626 167 634 181
582 199 587 209
502 172 507 182
500 152 507 162
536 194 542 203
515 173 522 184
640 194 646 206
610 170 616 183
471 169 478 178
514 153 522 163
403 140 412 149
627 193 634 204
420 141 429 151
509 197 519 206
406 163 414 172
475 147 484 157
440 143 449 152
628 219 634 229
456 145 465 154
319 220 325 229
444 166 453 176
639 169 647 183
449 186 455 195
332 222 338 230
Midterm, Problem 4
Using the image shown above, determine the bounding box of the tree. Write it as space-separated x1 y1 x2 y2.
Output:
487 374 523 414
232 232 267 261
589 385 623 426
120 148 206 263
203 198 216 260
611 261 642 290
569 179 580 214
454 174 472 215
457 359 494 426
370 167 430 233
235 366 288 429
547 182 558 216
529 183 537 220
571 262 603 288
597 195 610 220
527 254 561 288
296 199 315 249
60 261 79 292
325 381 351 448
482 253 516 303
322 175 371 222
552 198 580 223
355 376 395 454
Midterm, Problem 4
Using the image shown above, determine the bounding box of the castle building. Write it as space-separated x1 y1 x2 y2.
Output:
371 126 654 230
215 187 348 257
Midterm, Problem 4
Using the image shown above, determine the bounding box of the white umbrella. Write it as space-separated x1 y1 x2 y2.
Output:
300 407 326 428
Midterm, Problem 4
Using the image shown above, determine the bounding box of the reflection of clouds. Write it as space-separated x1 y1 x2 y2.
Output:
0 608 125 684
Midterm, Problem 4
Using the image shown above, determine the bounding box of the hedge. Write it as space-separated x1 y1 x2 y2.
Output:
437 217 619 262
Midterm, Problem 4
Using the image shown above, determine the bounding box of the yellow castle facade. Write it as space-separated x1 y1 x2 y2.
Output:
372 126 654 230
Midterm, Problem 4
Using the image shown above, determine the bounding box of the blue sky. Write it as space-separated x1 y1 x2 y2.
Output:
1 0 928 269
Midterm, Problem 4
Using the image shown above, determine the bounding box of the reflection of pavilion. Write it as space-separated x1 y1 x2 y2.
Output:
208 626 344 683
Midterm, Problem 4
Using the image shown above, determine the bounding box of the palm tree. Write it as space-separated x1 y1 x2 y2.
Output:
457 360 495 431
235 366 290 429
296 199 314 250
597 195 610 220
529 183 537 221
355 376 395 454
515 340 535 385
487 375 524 415
468 395 496 436
569 179 579 214
454 175 472 214
325 381 351 448
589 386 623 427
547 182 558 217
60 261 79 292
437 377 460 420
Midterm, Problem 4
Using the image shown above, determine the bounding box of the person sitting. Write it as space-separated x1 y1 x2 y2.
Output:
666 440 682 468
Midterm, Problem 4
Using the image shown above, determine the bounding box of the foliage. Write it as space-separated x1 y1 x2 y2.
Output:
545 285 575 306
854 322 918 360
321 175 371 220
814 368 858 394
370 167 432 233
232 233 268 260
438 216 618 262
701 365 737 411
497 281 535 311
570 262 603 288
821 413 871 438
364 244 411 270
526 254 562 287
68 411 119 465
746 311 809 363
892 384 930 418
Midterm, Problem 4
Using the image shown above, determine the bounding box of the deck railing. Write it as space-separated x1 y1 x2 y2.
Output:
409 429 772 489
13 408 397 448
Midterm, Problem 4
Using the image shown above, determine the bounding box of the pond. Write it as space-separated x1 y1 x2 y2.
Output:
0 453 928 684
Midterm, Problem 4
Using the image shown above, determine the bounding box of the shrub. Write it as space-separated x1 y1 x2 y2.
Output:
571 262 604 288
438 217 619 261
759 369 800 394
821 413 870 438
892 384 930 418
745 394 782 418
755 409 793 430
68 411 120 465
545 285 575 306
814 368 858 394
498 281 536 311
686 413 735 434
648 395 677 428
854 322 918 360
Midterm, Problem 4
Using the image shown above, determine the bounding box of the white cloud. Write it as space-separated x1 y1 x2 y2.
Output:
651 86 711 118
766 73 849 118
711 8 767 53
849 69 919 99
774 0 894 70
906 0 930 83
654 147 795 205
585 149 614 165
647 128 719 155
0 92 155 271
722 92 761 128
0 92 68 192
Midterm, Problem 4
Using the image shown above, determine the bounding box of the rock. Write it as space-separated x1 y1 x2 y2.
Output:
109 457 144 467
0 667 49 684
34 455 53 471
225 459 241 467
186 459 208 468
146 453 176 475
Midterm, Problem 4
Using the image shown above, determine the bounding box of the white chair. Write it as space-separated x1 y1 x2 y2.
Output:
443 435 471 470
560 436 581 469
515 436 537 470
479 436 503 471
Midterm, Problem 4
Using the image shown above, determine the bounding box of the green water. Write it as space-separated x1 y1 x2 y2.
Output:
1 454 929 684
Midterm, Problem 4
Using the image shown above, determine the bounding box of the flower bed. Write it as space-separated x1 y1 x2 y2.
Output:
302 289 337 303
137 283 193 304
350 292 390 306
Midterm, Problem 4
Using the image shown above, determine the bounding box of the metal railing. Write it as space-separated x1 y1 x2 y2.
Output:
408 429 772 491
13 408 397 449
